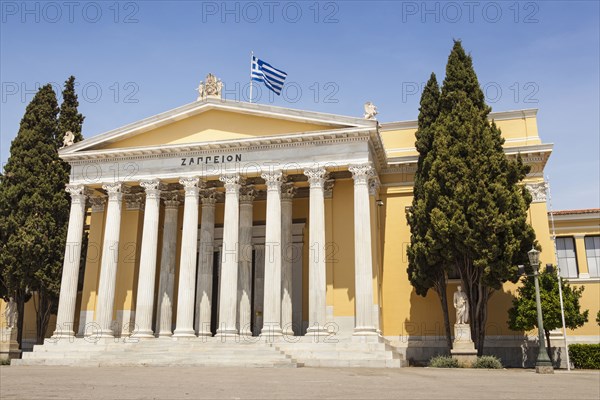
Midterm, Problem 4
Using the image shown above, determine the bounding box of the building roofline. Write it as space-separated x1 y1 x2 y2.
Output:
380 108 539 131
59 97 376 155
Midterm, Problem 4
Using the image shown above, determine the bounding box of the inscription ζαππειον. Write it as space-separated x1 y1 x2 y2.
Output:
181 154 242 166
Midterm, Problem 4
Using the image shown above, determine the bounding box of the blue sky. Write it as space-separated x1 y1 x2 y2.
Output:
1 1 598 210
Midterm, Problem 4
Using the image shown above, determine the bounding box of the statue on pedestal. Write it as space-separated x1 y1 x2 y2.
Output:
4 297 17 329
450 286 476 362
453 286 469 325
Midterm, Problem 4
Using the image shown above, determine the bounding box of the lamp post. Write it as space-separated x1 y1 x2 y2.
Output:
527 247 555 374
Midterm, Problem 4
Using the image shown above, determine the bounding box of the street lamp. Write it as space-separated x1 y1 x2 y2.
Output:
526 247 555 374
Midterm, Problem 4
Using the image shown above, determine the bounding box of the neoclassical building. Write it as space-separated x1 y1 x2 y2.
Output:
2 77 598 367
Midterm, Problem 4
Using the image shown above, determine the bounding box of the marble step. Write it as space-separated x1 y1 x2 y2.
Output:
13 358 298 367
300 359 404 368
273 350 394 360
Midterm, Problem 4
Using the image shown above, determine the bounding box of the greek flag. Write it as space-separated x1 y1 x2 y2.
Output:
251 56 287 96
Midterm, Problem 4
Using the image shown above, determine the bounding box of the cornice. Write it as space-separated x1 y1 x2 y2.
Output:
62 127 376 163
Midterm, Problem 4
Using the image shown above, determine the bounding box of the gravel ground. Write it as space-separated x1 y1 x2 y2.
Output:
1 365 599 400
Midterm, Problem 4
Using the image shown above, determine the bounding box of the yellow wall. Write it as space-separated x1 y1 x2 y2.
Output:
113 204 144 326
381 114 542 159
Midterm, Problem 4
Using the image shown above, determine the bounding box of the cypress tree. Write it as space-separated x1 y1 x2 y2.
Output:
0 85 62 345
428 41 536 354
407 73 454 350
0 77 84 344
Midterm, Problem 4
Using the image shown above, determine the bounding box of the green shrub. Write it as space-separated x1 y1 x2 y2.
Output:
0 359 10 366
428 355 459 368
472 356 503 369
569 344 600 369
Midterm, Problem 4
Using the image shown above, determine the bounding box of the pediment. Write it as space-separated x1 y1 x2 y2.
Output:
60 99 374 155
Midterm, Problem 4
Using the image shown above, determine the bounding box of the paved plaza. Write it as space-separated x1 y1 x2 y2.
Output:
1 366 599 400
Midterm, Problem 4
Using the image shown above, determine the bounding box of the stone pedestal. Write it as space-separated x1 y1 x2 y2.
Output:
0 327 21 361
451 324 477 365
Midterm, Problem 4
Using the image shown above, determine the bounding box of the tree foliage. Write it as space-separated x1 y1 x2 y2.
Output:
412 40 536 355
508 268 589 361
0 77 84 344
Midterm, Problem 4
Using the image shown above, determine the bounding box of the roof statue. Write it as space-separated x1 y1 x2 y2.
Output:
363 101 378 120
61 131 75 148
197 73 223 101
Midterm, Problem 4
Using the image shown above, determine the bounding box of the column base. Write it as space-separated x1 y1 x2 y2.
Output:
131 330 155 339
215 328 239 338
173 329 196 338
260 325 283 337
51 329 75 339
96 329 115 338
353 326 378 336
282 328 295 337
305 326 329 335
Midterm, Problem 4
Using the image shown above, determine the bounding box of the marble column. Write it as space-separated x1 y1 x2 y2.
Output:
349 164 378 337
155 191 180 337
237 186 256 336
195 188 218 336
280 182 296 336
53 184 88 337
304 167 328 336
96 182 125 338
261 170 284 337
216 174 242 337
132 179 162 338
173 177 203 337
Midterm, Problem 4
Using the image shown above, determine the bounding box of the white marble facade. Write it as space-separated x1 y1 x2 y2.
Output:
53 106 384 341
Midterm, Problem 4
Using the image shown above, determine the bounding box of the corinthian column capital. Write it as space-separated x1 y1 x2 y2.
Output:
349 163 375 185
304 167 328 188
102 182 126 202
161 191 181 209
179 177 203 196
261 170 284 191
219 174 243 193
239 186 257 204
281 183 297 201
199 188 219 206
140 178 163 200
89 196 107 213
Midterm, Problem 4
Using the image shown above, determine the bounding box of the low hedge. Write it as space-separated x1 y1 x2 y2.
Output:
472 356 503 369
569 344 600 369
428 355 459 368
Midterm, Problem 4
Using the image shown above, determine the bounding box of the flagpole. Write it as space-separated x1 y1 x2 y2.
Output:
249 51 254 103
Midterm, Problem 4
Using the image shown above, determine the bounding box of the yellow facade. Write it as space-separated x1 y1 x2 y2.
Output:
2 100 598 359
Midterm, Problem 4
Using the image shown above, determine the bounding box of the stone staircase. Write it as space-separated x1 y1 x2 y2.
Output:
12 336 406 368
12 337 298 368
271 337 407 368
